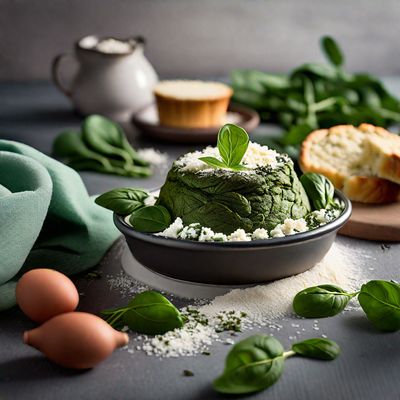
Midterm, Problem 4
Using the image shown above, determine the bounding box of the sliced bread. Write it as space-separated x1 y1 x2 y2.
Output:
300 124 400 203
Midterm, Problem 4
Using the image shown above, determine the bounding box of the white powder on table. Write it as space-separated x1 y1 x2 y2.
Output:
137 148 168 166
200 242 361 322
116 241 365 358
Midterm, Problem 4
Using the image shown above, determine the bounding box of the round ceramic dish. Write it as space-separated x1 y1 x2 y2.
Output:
131 103 260 144
114 190 352 285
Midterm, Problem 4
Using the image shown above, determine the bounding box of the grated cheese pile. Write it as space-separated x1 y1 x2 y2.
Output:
175 142 280 172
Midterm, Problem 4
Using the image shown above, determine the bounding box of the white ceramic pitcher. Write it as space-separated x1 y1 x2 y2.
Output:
52 35 158 119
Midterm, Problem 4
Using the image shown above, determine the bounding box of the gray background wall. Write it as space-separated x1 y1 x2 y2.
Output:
1 0 400 81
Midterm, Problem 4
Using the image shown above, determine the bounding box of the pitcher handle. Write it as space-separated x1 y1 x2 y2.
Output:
51 53 74 97
129 36 146 48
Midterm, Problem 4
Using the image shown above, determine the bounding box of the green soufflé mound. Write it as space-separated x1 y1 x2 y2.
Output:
157 156 310 235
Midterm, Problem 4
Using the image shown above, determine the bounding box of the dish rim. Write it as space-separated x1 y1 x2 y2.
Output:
114 189 351 249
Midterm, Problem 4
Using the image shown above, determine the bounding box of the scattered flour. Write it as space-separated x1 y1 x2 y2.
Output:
111 241 365 358
137 148 169 166
200 242 361 321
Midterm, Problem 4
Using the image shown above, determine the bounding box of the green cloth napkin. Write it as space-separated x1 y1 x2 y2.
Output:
0 140 120 311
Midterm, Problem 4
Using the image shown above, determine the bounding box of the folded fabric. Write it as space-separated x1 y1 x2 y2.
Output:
0 140 120 311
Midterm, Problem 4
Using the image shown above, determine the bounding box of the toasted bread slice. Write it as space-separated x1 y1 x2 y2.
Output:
300 124 400 204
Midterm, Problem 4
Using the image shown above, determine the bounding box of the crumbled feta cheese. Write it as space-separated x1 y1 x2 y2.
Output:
157 217 183 238
270 227 285 238
155 207 341 242
271 218 308 237
228 229 251 242
199 227 215 242
212 232 228 242
178 223 201 240
313 209 328 223
251 228 269 240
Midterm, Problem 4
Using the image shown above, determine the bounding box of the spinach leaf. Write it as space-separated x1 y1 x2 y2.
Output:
102 291 183 335
129 205 171 233
358 280 400 332
53 130 111 168
300 173 335 210
82 114 148 166
293 284 356 318
213 334 286 395
292 338 340 360
95 188 149 214
321 36 344 67
123 291 183 335
231 36 400 159
68 158 152 177
199 124 250 171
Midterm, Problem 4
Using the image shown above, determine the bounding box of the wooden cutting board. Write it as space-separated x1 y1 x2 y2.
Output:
339 201 400 241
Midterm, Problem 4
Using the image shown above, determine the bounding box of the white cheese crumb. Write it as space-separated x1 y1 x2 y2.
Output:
228 229 251 242
156 217 183 238
271 218 308 237
198 227 215 242
252 228 269 240
212 232 228 242
313 209 328 223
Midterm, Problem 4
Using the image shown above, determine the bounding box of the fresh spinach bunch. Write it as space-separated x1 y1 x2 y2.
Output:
200 124 250 171
102 290 184 335
213 334 339 395
231 36 400 158
95 187 172 232
293 280 400 332
53 115 152 177
300 172 335 210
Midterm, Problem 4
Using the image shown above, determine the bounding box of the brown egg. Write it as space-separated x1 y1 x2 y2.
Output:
23 312 129 369
16 268 79 323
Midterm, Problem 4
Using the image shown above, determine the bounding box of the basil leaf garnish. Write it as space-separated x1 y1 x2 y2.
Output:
218 124 249 167
102 291 183 335
95 188 149 214
293 284 355 318
358 280 400 332
292 338 340 360
129 205 171 233
300 172 335 210
198 156 228 169
200 123 250 171
213 334 286 394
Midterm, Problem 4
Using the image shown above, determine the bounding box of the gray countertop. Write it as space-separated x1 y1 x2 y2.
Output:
0 82 399 400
